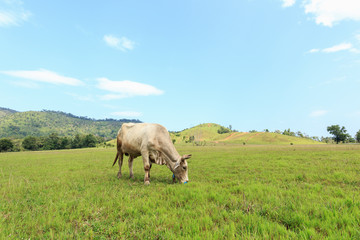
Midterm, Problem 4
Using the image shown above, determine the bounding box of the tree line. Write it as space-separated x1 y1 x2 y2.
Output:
41 110 141 123
1 124 360 152
0 133 106 152
0 110 142 139
326 125 360 144
264 125 360 144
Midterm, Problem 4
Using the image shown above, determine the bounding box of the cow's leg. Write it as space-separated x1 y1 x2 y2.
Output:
148 163 152 178
142 151 151 185
128 155 134 179
117 152 124 178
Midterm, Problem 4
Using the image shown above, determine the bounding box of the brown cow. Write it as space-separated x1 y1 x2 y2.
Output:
112 123 191 185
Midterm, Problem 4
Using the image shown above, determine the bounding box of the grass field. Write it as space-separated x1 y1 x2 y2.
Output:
1 144 360 239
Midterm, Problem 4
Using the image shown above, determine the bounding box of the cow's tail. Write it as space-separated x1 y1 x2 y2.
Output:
112 151 119 167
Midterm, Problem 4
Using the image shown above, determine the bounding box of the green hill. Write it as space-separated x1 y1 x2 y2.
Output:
1 110 323 145
0 107 18 118
0 108 140 139
171 123 322 145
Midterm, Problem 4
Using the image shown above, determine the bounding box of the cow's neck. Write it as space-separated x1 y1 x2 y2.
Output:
160 147 181 172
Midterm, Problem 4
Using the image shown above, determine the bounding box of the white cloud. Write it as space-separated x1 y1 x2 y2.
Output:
100 94 127 101
111 111 142 118
97 78 163 100
103 35 135 52
0 1 31 27
310 110 328 117
1 69 84 86
322 42 353 53
308 48 320 53
308 42 359 54
11 80 39 89
0 11 17 26
304 0 360 27
282 0 296 8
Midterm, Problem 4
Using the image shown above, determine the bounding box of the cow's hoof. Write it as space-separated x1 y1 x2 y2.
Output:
117 172 122 179
144 181 150 186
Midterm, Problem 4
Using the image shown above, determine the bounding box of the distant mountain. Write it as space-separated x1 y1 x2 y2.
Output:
169 123 323 145
0 108 141 139
0 107 18 118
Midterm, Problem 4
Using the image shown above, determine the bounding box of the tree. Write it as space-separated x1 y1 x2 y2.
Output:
311 136 320 142
321 136 332 143
60 137 71 149
71 134 82 148
327 125 349 144
296 131 304 138
22 136 40 151
0 138 13 152
43 133 61 150
282 129 295 137
82 134 97 148
217 126 230 134
356 130 360 143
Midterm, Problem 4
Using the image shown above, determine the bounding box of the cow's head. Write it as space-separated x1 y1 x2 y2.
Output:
173 154 191 183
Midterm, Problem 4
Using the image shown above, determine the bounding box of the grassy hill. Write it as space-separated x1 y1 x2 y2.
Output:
170 123 322 145
1 109 322 145
0 107 18 118
0 108 140 139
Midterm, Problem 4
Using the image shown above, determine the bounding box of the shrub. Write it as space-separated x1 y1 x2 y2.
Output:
22 136 40 151
0 138 14 152
217 126 230 134
82 134 97 148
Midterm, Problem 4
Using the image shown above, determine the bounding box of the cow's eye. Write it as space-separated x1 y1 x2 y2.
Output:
183 167 187 170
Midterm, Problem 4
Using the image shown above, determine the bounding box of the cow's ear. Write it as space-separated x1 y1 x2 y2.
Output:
181 154 192 161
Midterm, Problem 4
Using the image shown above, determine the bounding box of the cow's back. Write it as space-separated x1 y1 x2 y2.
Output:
118 123 170 157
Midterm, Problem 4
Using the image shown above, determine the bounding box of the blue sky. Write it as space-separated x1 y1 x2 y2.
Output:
1 0 360 137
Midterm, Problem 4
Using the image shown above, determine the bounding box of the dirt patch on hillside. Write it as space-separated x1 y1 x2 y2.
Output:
246 132 264 141
223 133 237 141
220 132 248 141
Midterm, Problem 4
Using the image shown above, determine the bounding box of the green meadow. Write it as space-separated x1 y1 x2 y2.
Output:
1 144 360 239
